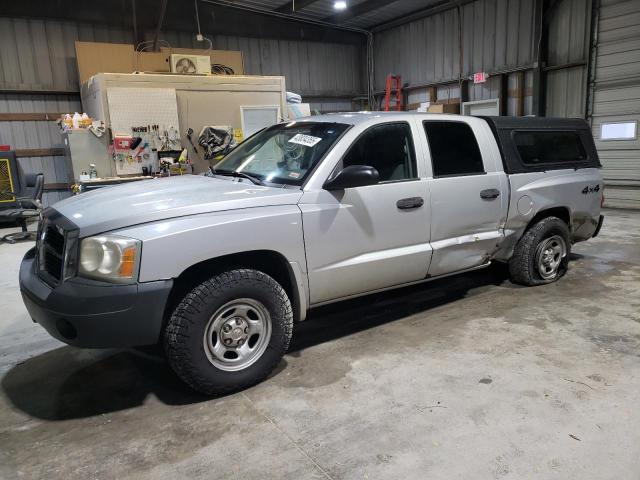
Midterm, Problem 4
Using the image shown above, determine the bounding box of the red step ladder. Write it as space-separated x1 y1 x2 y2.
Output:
383 74 402 111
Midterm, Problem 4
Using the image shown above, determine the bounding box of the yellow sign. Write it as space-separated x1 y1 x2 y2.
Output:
0 159 16 203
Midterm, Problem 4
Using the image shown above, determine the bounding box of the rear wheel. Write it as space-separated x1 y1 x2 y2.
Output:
164 269 293 395
509 216 570 286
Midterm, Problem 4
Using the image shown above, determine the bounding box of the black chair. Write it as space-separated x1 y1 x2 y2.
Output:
0 173 44 244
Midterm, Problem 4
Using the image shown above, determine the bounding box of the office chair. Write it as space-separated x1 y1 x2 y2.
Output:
0 173 44 244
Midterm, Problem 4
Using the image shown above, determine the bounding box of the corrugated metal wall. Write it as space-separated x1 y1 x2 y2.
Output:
0 93 81 206
373 0 535 96
0 18 137 205
591 0 640 209
0 17 365 206
545 0 591 118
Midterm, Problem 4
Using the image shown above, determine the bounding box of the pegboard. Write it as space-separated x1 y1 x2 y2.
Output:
107 87 180 136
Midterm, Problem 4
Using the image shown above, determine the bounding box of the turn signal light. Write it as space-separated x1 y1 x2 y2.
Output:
119 246 137 278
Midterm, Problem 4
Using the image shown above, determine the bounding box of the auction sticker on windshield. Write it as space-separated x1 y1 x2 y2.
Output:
288 134 322 147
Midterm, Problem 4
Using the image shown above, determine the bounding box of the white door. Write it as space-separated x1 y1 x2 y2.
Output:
422 119 507 277
300 121 431 305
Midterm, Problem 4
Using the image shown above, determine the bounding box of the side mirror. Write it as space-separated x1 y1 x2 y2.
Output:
323 165 380 190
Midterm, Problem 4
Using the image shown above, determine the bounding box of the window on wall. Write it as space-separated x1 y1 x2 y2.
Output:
341 122 417 182
600 122 637 140
514 131 588 165
423 121 485 177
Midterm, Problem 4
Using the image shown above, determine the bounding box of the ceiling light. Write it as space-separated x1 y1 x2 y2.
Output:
334 1 347 10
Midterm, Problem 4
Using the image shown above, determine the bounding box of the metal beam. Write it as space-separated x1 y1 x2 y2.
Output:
275 0 321 13
322 0 393 24
0 113 62 121
152 0 168 52
531 0 546 116
543 0 562 26
131 0 144 48
585 0 599 123
15 148 65 158
543 60 587 72
2 0 366 44
500 74 509 116
200 0 368 41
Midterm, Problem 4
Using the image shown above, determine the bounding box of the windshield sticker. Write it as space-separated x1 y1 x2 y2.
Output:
288 134 322 147
288 172 301 178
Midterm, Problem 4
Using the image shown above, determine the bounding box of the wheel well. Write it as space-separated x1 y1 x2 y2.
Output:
163 250 300 327
528 206 571 231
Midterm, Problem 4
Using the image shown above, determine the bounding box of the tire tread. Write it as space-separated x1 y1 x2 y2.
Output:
164 269 292 395
509 216 570 286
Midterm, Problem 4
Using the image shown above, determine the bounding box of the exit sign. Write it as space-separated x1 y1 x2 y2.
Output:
473 72 488 83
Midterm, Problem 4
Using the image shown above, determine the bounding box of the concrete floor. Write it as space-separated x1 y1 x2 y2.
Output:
1 209 639 479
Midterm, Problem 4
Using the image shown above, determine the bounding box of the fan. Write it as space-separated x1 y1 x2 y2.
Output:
174 57 197 74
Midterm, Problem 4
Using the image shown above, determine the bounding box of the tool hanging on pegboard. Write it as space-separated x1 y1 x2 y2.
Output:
186 128 199 154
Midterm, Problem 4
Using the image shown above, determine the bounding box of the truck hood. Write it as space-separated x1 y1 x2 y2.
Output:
53 175 303 237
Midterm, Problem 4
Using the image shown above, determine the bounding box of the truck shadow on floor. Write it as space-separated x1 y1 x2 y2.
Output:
2 263 511 421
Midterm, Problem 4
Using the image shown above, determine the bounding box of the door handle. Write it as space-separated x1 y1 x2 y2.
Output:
396 197 424 210
480 188 500 200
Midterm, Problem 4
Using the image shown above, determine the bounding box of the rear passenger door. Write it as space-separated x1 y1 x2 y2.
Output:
423 119 507 277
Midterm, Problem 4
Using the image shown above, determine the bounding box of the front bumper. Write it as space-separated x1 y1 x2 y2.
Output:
19 248 173 348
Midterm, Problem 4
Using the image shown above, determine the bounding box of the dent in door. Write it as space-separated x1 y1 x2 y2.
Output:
428 231 501 276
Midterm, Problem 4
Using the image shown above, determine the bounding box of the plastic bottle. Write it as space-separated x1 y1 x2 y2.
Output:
63 114 73 129
72 112 81 129
80 113 90 128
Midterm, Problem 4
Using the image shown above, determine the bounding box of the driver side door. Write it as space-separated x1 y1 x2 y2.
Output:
299 121 432 305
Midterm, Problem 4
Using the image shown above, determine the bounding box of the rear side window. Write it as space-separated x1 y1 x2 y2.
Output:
514 131 588 166
423 121 485 177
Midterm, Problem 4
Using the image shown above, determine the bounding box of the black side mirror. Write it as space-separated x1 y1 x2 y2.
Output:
323 165 380 190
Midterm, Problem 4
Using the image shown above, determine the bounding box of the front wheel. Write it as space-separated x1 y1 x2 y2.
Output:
164 269 293 395
509 216 571 286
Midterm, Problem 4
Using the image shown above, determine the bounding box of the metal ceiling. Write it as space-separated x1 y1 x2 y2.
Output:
218 0 450 30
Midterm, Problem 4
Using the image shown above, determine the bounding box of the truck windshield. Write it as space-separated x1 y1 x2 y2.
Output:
214 121 350 186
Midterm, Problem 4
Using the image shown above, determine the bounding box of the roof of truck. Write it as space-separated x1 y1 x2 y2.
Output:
295 111 466 125
482 115 591 130
296 112 591 130
298 112 598 174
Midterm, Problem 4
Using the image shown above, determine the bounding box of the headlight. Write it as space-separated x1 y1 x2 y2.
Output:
78 235 141 283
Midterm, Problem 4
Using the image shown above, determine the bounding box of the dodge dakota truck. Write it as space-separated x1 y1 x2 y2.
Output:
20 113 604 394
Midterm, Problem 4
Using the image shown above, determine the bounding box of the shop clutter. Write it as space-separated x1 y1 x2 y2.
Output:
198 126 237 161
58 112 106 138
110 124 190 177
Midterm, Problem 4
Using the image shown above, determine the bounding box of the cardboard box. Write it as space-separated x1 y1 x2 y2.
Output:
427 103 460 114
135 52 169 73
75 42 136 85
75 41 245 84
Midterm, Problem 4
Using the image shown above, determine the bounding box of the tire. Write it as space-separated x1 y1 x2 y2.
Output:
164 269 293 395
508 216 571 286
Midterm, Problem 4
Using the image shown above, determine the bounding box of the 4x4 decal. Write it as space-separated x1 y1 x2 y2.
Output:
582 184 601 194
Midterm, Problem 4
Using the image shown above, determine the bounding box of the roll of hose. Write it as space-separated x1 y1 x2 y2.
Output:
211 64 234 75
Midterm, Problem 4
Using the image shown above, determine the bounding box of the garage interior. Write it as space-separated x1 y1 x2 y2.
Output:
1 0 639 478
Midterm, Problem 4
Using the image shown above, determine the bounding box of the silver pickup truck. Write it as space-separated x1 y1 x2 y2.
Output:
20 113 604 394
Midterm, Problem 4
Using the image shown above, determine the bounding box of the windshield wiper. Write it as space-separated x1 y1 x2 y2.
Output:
211 168 265 186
